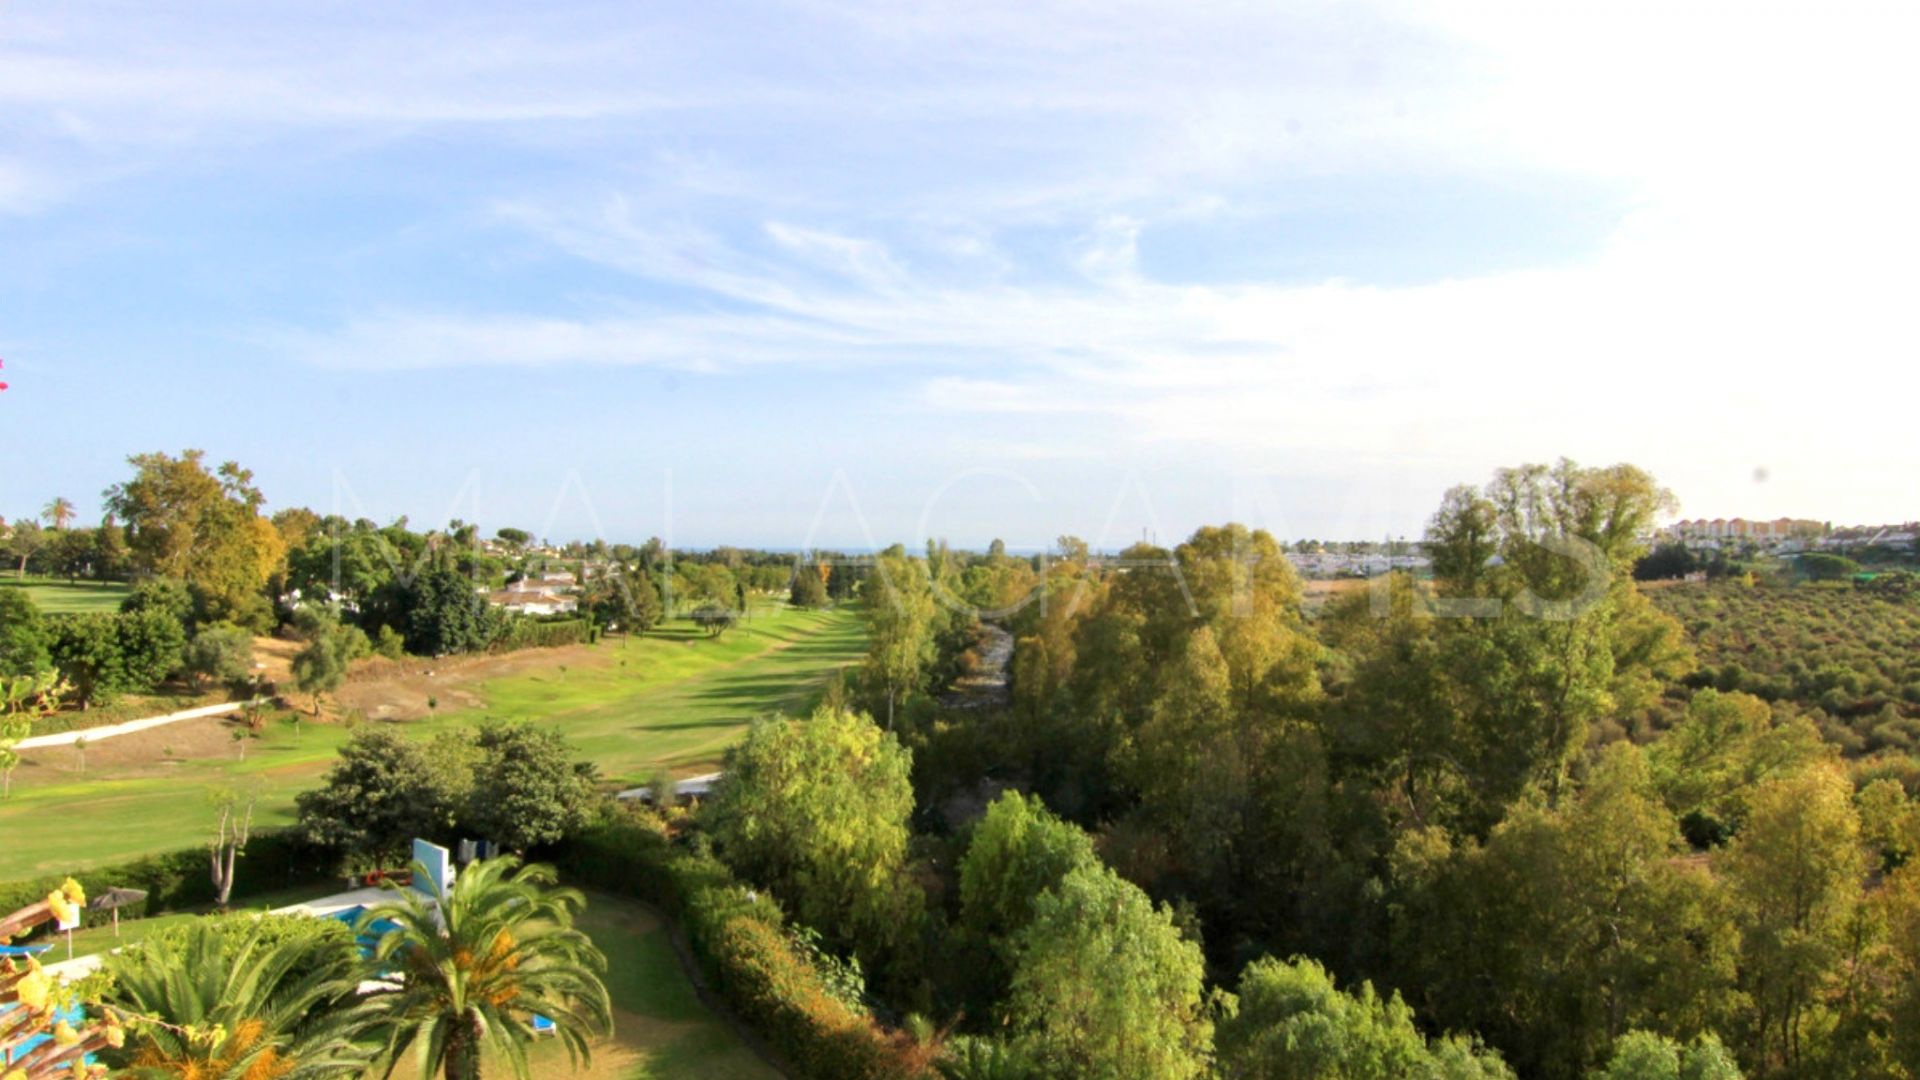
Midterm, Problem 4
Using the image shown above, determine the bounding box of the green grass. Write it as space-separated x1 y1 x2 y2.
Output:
0 604 867 880
553 891 780 1079
0 575 133 614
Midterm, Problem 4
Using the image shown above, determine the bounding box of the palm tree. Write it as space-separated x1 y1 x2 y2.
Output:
102 918 377 1079
361 856 612 1080
40 497 74 530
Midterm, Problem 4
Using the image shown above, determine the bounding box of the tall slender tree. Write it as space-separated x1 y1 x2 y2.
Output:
40 497 75 531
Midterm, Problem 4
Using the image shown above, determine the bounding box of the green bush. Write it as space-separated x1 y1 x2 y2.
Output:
495 617 595 651
555 812 932 1079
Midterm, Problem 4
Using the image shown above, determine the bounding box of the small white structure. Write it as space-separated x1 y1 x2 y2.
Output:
616 771 722 804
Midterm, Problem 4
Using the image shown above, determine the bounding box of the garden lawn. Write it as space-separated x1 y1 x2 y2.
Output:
519 892 778 1080
0 576 132 614
0 604 866 880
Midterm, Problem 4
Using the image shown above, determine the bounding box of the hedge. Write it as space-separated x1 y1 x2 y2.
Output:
554 813 934 1080
493 617 596 652
0 829 336 933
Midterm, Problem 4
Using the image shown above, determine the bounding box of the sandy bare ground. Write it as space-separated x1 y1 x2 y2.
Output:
18 639 607 780
253 635 611 723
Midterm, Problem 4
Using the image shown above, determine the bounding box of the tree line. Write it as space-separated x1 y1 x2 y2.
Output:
673 458 1920 1079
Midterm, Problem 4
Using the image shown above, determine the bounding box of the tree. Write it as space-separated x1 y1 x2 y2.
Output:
1005 862 1213 1080
46 612 126 708
862 553 938 730
1633 544 1699 582
1386 745 1739 1079
360 856 611 1080
47 525 96 583
1587 1031 1742 1080
960 791 1100 946
116 606 188 689
495 526 532 549
394 566 503 656
183 622 255 688
7 519 45 578
958 791 1100 1008
459 723 596 852
1883 862 1920 1071
1722 763 1866 1075
296 729 463 868
292 629 347 715
1798 552 1861 582
0 722 22 798
208 785 256 908
121 575 195 629
40 497 75 531
104 450 285 630
582 564 660 634
690 602 737 636
0 683 44 795
705 706 921 960
0 585 50 675
100 915 375 1078
789 562 829 608
1217 955 1515 1080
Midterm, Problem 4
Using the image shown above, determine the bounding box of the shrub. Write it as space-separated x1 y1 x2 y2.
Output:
494 617 594 651
554 812 933 1079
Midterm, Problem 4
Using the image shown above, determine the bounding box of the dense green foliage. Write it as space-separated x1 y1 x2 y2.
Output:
296 722 596 868
1003 862 1213 1079
461 722 598 852
0 585 49 675
705 706 922 964
1649 579 1920 753
99 913 376 1077
750 458 1920 1080
1216 956 1512 1079
43 607 187 707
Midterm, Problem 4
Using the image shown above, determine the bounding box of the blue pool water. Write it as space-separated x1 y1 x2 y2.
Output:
325 905 403 957
0 1001 90 1067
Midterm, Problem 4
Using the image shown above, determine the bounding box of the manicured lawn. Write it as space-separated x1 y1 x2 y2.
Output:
537 892 778 1079
0 576 132 614
0 604 867 880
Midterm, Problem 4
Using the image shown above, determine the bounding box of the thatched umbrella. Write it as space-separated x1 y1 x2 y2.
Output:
88 886 148 937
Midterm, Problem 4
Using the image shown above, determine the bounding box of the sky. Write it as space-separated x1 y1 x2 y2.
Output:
2 1 1917 549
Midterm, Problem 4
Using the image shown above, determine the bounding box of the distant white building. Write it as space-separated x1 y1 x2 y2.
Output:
487 588 577 616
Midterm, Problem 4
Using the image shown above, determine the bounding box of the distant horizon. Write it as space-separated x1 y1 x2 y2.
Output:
2 449 1911 556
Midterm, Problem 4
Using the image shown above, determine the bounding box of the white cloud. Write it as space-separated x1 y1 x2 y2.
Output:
13 1 1920 521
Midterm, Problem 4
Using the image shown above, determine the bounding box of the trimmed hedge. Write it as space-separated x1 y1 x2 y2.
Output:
494 617 596 651
0 829 335 933
554 813 934 1080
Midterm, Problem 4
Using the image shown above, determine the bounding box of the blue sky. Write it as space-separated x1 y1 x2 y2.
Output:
3 1 1917 548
